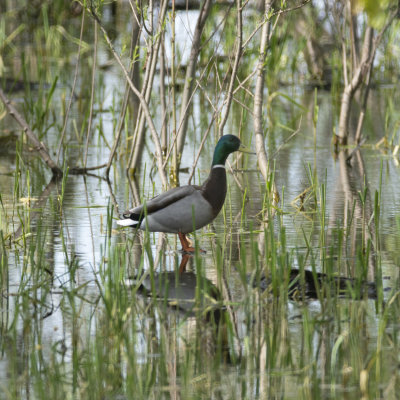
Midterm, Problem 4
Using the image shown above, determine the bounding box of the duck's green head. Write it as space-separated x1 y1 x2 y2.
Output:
212 135 242 165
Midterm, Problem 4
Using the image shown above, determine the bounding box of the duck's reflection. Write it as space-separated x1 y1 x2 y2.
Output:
134 262 222 320
178 252 190 273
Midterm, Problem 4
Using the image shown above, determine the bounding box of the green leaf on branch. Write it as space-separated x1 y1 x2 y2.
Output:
353 0 396 29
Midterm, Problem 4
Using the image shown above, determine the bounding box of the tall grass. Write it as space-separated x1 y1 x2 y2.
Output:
1 1 400 399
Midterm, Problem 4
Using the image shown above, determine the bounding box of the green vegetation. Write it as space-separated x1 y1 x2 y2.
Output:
1 1 400 399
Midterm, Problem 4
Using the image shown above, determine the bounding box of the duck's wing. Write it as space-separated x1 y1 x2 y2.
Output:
123 185 201 219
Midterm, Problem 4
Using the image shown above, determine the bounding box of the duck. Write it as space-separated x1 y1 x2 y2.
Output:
117 134 250 252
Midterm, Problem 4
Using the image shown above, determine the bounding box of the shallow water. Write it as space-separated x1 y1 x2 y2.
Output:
1 3 400 399
2 88 400 398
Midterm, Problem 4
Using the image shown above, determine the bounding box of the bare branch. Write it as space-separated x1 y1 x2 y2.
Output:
106 13 142 177
88 4 168 188
254 1 272 181
69 163 108 174
219 0 243 136
176 0 213 159
337 5 398 144
57 9 85 164
84 19 98 168
0 88 62 176
129 0 168 173
270 116 303 160
338 26 373 143
243 0 311 49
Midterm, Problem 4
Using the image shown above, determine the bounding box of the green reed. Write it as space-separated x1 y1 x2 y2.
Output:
1 1 400 398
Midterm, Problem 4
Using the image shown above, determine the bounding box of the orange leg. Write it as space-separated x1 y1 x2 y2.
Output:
178 232 206 254
178 232 196 253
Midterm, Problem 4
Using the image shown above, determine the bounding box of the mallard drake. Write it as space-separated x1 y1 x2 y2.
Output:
117 134 249 252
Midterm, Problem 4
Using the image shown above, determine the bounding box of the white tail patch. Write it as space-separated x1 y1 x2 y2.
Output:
116 219 138 227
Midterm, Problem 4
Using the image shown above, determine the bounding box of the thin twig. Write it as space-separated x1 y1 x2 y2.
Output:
160 33 167 153
162 57 215 171
57 9 85 164
232 95 254 115
129 0 168 174
254 0 272 181
69 163 108 174
171 0 178 182
106 15 142 176
242 0 311 50
88 4 168 188
232 70 257 97
0 88 62 175
337 5 398 143
354 67 372 143
219 0 243 136
84 19 98 168
187 117 215 185
176 0 213 159
346 137 367 164
270 115 303 160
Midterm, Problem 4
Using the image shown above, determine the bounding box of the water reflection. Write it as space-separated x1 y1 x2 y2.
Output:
2 119 400 400
133 268 222 321
12 177 59 240
333 147 377 281
2 51 400 397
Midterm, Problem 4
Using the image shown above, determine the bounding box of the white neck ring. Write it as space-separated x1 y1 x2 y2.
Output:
212 164 225 169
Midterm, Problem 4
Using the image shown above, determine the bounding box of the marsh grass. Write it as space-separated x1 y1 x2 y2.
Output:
2 111 395 400
2 2 400 399
1 147 400 399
